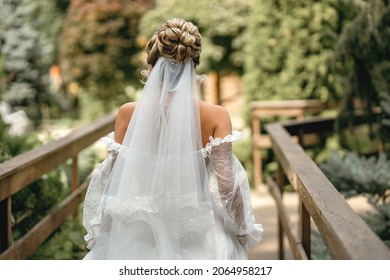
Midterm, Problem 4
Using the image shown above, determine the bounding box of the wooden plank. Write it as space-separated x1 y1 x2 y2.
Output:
266 122 390 260
251 114 260 135
252 108 305 118
0 111 116 201
0 179 90 260
0 197 12 253
267 177 308 260
251 99 324 111
254 135 272 149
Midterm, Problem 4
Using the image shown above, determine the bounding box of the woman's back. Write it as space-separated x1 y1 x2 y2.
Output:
114 100 233 147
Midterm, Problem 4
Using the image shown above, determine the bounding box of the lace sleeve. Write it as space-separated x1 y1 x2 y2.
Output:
208 142 245 229
206 131 263 248
83 132 121 249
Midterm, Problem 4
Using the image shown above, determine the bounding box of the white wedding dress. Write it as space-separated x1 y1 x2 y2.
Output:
82 57 262 260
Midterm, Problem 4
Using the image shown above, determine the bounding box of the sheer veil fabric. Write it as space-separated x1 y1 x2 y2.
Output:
83 57 263 260
85 57 216 259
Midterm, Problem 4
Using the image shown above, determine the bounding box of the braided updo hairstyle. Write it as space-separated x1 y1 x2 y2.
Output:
141 18 202 80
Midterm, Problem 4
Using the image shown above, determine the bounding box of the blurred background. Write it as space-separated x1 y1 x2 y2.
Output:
0 0 389 259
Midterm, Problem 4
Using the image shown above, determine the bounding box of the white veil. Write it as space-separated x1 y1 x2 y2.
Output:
98 57 215 259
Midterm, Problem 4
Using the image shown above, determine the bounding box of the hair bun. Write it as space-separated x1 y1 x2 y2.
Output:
143 18 202 80
156 18 201 64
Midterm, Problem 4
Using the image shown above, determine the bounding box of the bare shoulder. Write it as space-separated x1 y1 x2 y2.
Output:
114 102 137 144
199 100 228 117
200 101 232 139
118 102 136 117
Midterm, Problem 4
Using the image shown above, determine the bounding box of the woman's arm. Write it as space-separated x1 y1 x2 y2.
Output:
209 106 246 235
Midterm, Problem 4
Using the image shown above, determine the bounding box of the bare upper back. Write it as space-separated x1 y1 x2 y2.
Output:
114 100 232 146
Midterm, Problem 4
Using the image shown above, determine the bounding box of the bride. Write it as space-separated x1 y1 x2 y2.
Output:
82 18 262 260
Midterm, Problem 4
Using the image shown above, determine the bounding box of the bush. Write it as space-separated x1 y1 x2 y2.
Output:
29 205 88 260
321 150 390 247
59 0 154 105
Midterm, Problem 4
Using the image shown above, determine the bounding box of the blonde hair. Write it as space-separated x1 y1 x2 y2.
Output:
141 18 202 80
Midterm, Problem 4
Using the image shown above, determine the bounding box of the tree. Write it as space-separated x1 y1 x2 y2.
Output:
139 0 251 104
0 0 69 124
330 0 390 153
308 0 390 248
243 0 355 104
59 0 155 105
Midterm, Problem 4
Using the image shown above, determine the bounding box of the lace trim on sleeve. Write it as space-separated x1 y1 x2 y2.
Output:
101 132 122 152
83 132 121 249
201 130 244 157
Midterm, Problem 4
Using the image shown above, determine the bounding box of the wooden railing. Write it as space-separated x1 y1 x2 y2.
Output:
2 108 388 260
251 100 324 190
265 116 390 259
0 112 116 259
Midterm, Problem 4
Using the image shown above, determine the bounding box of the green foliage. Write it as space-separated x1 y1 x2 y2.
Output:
330 0 390 152
0 121 39 163
381 91 390 151
364 201 390 247
29 205 88 260
78 90 110 121
78 144 101 183
0 0 66 124
233 136 254 187
243 0 356 104
0 55 5 95
339 123 382 155
139 0 251 75
321 150 390 247
12 168 68 240
321 150 390 200
311 229 332 260
54 0 71 13
59 0 154 105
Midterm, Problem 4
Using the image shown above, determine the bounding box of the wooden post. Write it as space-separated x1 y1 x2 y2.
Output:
276 164 287 259
203 72 218 104
252 113 262 191
0 197 12 253
298 126 304 147
71 155 79 192
300 201 311 259
297 124 311 258
71 156 79 217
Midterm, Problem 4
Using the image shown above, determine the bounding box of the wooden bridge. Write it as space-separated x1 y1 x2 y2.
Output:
1 109 389 260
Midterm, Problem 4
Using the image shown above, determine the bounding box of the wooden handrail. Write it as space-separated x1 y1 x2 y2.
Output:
266 120 390 259
251 99 324 111
0 111 116 259
0 111 116 200
282 111 379 136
